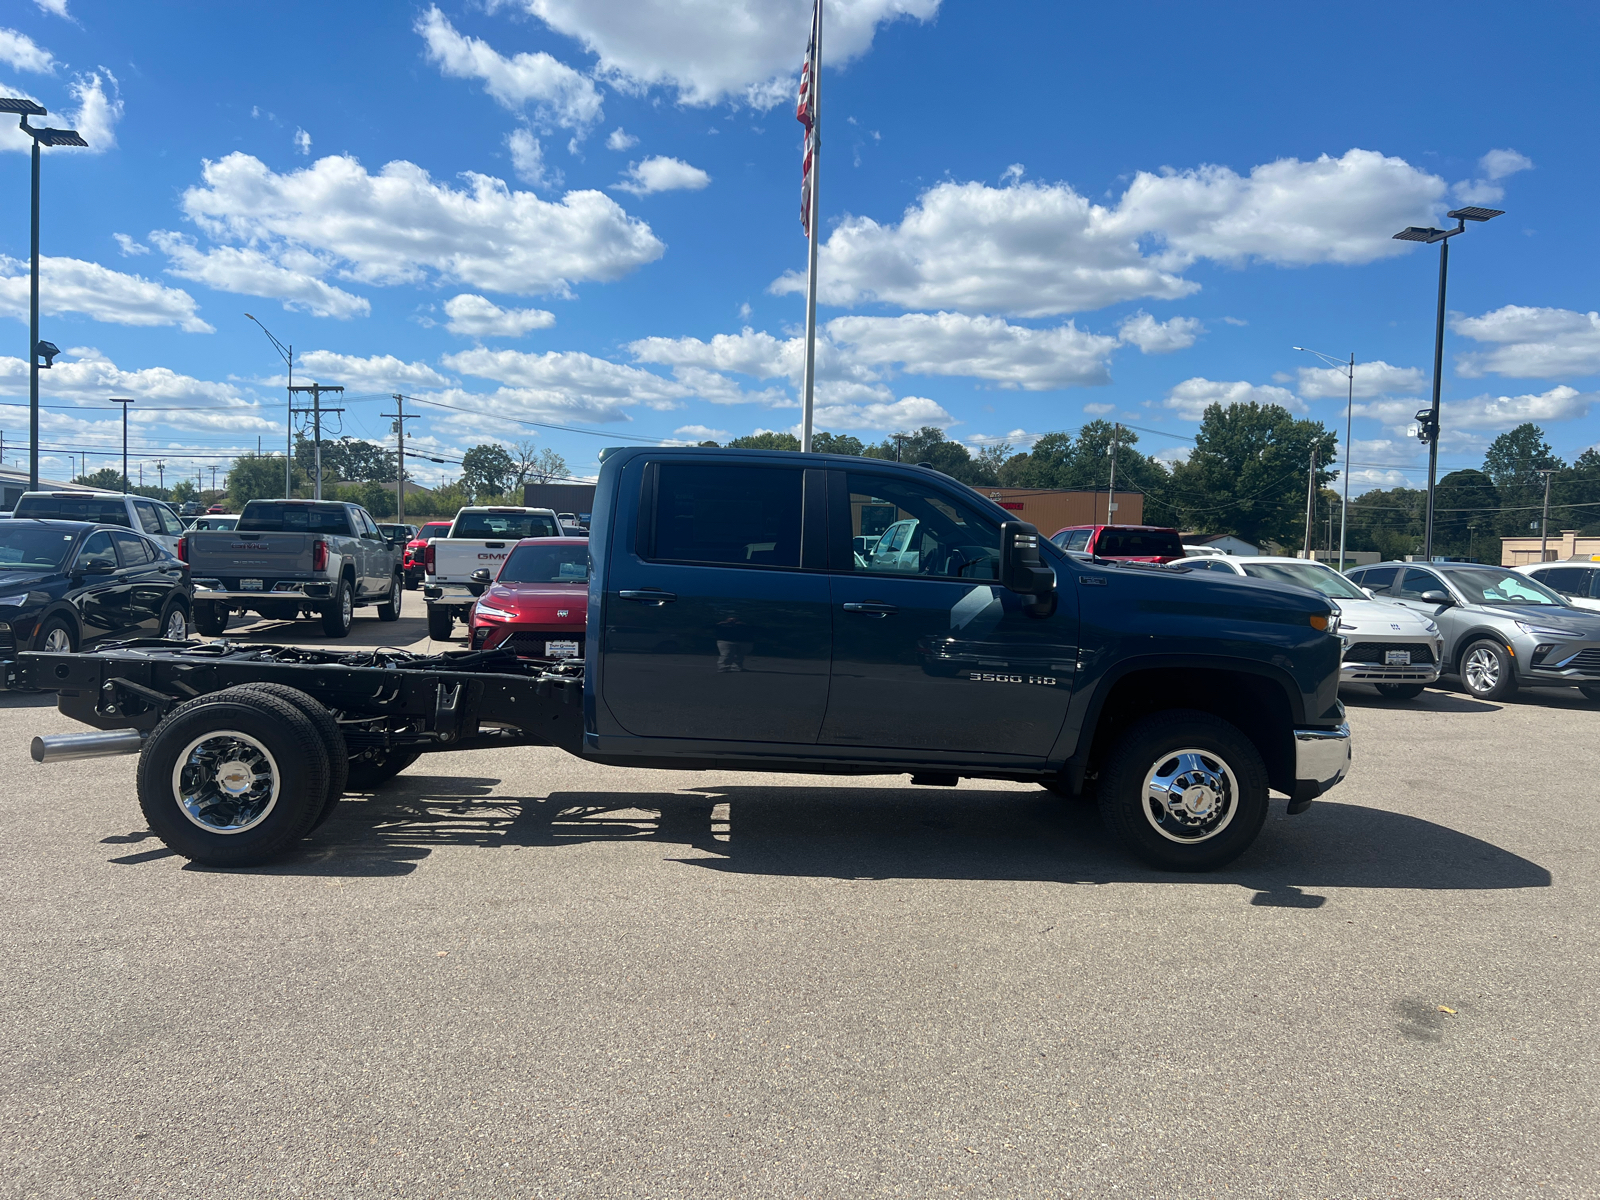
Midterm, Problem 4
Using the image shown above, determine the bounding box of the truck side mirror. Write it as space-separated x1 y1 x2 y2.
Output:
999 521 1055 617
470 568 493 584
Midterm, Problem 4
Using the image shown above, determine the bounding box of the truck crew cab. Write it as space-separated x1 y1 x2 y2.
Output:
16 448 1350 873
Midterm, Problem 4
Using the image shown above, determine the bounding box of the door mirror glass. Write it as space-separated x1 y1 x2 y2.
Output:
1418 590 1453 606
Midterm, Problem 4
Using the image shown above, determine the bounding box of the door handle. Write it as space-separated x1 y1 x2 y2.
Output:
619 589 676 605
843 601 898 616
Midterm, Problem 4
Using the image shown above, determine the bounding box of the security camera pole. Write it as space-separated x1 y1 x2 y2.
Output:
2 97 87 490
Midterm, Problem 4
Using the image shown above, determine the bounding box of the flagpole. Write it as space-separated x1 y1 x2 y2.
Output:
799 1 822 454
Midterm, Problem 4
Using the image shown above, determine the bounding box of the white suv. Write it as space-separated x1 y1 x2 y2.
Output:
1515 561 1600 613
11 490 186 554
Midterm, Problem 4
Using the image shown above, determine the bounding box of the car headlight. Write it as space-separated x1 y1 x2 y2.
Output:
474 602 515 620
0 593 31 608
1515 620 1574 638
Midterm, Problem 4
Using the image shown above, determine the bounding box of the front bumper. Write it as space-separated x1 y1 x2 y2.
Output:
1339 634 1444 685
1341 661 1441 684
1288 722 1351 812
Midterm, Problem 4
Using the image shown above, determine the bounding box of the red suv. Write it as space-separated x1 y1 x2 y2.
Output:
1050 524 1184 563
403 520 454 589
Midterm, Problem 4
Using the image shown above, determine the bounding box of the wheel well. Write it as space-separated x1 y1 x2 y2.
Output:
1084 668 1297 796
34 606 81 649
1452 629 1511 674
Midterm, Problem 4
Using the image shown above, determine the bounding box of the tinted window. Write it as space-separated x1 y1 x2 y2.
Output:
156 505 184 537
498 543 590 583
652 463 801 568
419 522 452 539
1352 566 1399 593
1063 529 1092 552
0 523 78 570
453 511 560 540
75 530 118 571
133 501 163 535
1094 527 1183 558
111 531 154 566
1395 568 1444 599
846 473 999 580
1535 567 1585 597
1241 561 1367 599
14 495 130 526
237 503 355 534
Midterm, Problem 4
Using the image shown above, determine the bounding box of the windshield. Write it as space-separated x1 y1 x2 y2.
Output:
1445 567 1567 607
0 522 78 570
237 502 353 534
1095 527 1182 557
454 511 558 539
1241 561 1367 600
497 543 589 583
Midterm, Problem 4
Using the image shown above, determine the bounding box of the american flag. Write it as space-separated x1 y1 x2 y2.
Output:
796 0 818 235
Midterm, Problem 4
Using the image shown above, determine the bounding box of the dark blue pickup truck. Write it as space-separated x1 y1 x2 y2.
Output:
16 447 1349 872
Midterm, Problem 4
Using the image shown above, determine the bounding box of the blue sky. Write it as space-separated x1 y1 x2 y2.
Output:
2 0 1598 493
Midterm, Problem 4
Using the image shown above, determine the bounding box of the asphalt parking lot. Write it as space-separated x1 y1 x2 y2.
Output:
1 612 1596 1198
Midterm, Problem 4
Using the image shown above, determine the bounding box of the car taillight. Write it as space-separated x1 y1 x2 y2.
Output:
312 539 328 571
176 536 187 562
424 542 436 573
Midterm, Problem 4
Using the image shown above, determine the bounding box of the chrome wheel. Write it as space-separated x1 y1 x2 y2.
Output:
170 730 280 834
1464 646 1500 694
41 626 72 652
340 586 353 628
163 607 188 640
1141 748 1239 844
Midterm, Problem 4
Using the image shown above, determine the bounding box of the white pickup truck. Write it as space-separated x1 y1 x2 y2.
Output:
421 506 561 639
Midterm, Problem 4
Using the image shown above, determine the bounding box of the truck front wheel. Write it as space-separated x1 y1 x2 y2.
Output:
1097 710 1269 872
426 604 453 641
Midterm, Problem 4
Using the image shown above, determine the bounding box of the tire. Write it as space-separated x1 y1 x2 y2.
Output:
1460 639 1516 700
377 572 403 622
1374 682 1426 700
426 604 453 641
345 745 423 791
320 576 354 638
158 597 190 641
404 574 420 591
194 603 229 637
231 683 348 832
35 615 77 653
1579 685 1600 703
1097 709 1269 872
135 687 332 867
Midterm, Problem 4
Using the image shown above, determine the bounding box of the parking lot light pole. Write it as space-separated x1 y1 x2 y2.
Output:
1393 206 1503 561
3 98 87 491
1293 347 1355 572
110 398 134 492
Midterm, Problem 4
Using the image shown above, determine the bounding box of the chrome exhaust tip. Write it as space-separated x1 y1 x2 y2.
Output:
31 728 147 764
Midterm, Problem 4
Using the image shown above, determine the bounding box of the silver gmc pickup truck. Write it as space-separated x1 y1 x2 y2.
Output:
182 499 403 637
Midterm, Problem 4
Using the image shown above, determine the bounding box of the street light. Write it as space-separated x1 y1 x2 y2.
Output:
2 98 86 491
109 398 134 492
1393 205 1503 561
1293 347 1355 572
245 314 293 499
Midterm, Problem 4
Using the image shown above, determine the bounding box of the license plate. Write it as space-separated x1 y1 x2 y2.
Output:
546 640 579 659
1385 650 1411 665
240 579 263 591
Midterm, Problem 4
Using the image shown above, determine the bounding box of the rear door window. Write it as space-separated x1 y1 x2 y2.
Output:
132 501 163 535
111 531 154 566
155 505 184 537
649 463 801 568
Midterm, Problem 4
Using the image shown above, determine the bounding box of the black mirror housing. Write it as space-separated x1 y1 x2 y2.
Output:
469 568 493 584
999 521 1055 617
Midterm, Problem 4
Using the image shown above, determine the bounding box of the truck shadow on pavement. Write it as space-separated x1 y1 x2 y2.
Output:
245 776 1551 902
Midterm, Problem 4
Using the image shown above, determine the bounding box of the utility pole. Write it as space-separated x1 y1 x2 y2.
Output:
1303 448 1318 559
288 384 345 500
1537 467 1557 562
891 432 908 462
156 461 165 492
1105 424 1121 523
110 398 133 492
382 394 418 524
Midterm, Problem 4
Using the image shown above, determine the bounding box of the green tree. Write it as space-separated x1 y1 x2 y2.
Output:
73 468 126 491
1555 448 1600 536
1432 469 1499 558
727 431 801 451
1167 402 1337 546
170 480 198 504
812 432 865 456
228 455 300 506
1482 423 1563 539
461 443 517 499
1344 486 1424 559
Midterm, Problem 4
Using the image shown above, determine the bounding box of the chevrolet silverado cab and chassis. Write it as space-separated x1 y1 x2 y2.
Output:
15 448 1350 873
182 499 403 638
422 506 561 640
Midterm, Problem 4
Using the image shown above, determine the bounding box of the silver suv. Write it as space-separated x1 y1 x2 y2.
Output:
1346 561 1600 702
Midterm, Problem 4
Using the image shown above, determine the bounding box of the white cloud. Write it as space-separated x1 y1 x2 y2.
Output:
113 233 149 256
811 394 952 432
672 423 727 441
629 326 797 379
1160 377 1304 421
175 152 664 298
33 0 70 17
1354 386 1590 434
291 350 452 391
605 127 637 151
774 149 1446 316
1296 359 1427 399
1480 149 1533 182
151 232 370 320
1117 311 1201 354
417 6 602 132
965 428 1038 449
443 293 556 337
1452 306 1600 379
516 0 939 108
442 347 690 418
1452 179 1505 207
0 254 211 332
613 155 711 196
66 70 122 151
506 128 562 189
827 312 1117 389
293 127 311 155
0 27 54 73
1082 402 1114 415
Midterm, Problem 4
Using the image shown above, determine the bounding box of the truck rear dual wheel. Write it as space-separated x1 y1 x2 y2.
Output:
426 604 453 641
231 683 349 832
136 687 333 867
1097 709 1269 872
